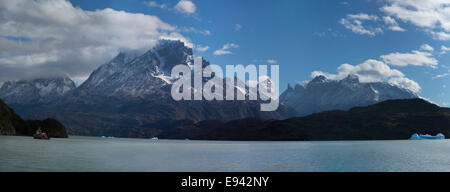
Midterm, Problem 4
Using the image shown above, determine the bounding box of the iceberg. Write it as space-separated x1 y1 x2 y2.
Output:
409 133 445 140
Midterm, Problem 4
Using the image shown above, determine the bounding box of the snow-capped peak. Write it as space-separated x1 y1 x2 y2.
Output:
280 75 418 116
73 39 197 98
0 76 76 104
117 49 147 64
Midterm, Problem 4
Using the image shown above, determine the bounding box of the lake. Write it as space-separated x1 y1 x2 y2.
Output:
1 136 449 172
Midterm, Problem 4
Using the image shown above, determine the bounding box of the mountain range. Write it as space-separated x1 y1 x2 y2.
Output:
280 74 418 115
0 40 427 138
0 76 75 104
0 40 296 137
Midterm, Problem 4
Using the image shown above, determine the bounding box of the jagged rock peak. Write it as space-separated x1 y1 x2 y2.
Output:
294 84 304 91
309 75 328 83
280 74 418 116
341 74 360 84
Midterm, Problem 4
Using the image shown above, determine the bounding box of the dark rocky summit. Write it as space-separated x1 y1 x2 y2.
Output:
0 99 67 138
148 99 450 141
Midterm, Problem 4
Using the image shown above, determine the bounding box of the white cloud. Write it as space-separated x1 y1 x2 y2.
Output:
213 51 231 56
72 76 89 87
146 1 167 9
383 16 396 25
388 25 406 32
311 59 420 93
380 49 438 68
174 0 196 14
440 45 450 55
383 16 406 32
340 13 383 36
159 32 193 48
341 13 408 35
267 59 277 64
388 77 421 93
347 13 379 21
213 43 239 56
433 73 450 79
430 31 450 41
381 0 450 41
314 32 326 37
420 44 434 52
196 45 210 52
180 27 211 36
0 52 59 67
0 0 191 82
235 24 242 31
311 59 404 82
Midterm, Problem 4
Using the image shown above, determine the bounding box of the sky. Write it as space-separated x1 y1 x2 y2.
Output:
0 0 449 106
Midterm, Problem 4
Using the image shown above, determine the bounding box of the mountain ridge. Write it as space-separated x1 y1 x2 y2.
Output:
0 76 75 104
147 98 449 141
0 40 430 139
280 75 418 116
2 40 297 137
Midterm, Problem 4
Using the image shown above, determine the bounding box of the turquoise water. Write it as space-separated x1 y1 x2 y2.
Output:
1 135 449 172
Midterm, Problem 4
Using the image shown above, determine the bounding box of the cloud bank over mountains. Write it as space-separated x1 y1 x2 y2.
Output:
310 44 441 93
0 0 193 83
311 60 421 93
334 0 450 100
0 0 447 103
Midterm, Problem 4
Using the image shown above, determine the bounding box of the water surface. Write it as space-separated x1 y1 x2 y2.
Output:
1 136 449 172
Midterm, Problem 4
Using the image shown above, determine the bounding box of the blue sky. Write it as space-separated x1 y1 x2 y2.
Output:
0 0 449 106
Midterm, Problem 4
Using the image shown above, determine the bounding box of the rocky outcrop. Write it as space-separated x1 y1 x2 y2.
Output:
0 99 68 138
0 98 21 135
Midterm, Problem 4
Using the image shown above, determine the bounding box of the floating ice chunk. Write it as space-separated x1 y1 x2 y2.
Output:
409 133 421 140
409 133 445 140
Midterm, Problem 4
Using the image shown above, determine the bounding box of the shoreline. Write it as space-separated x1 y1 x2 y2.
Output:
2 135 446 143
